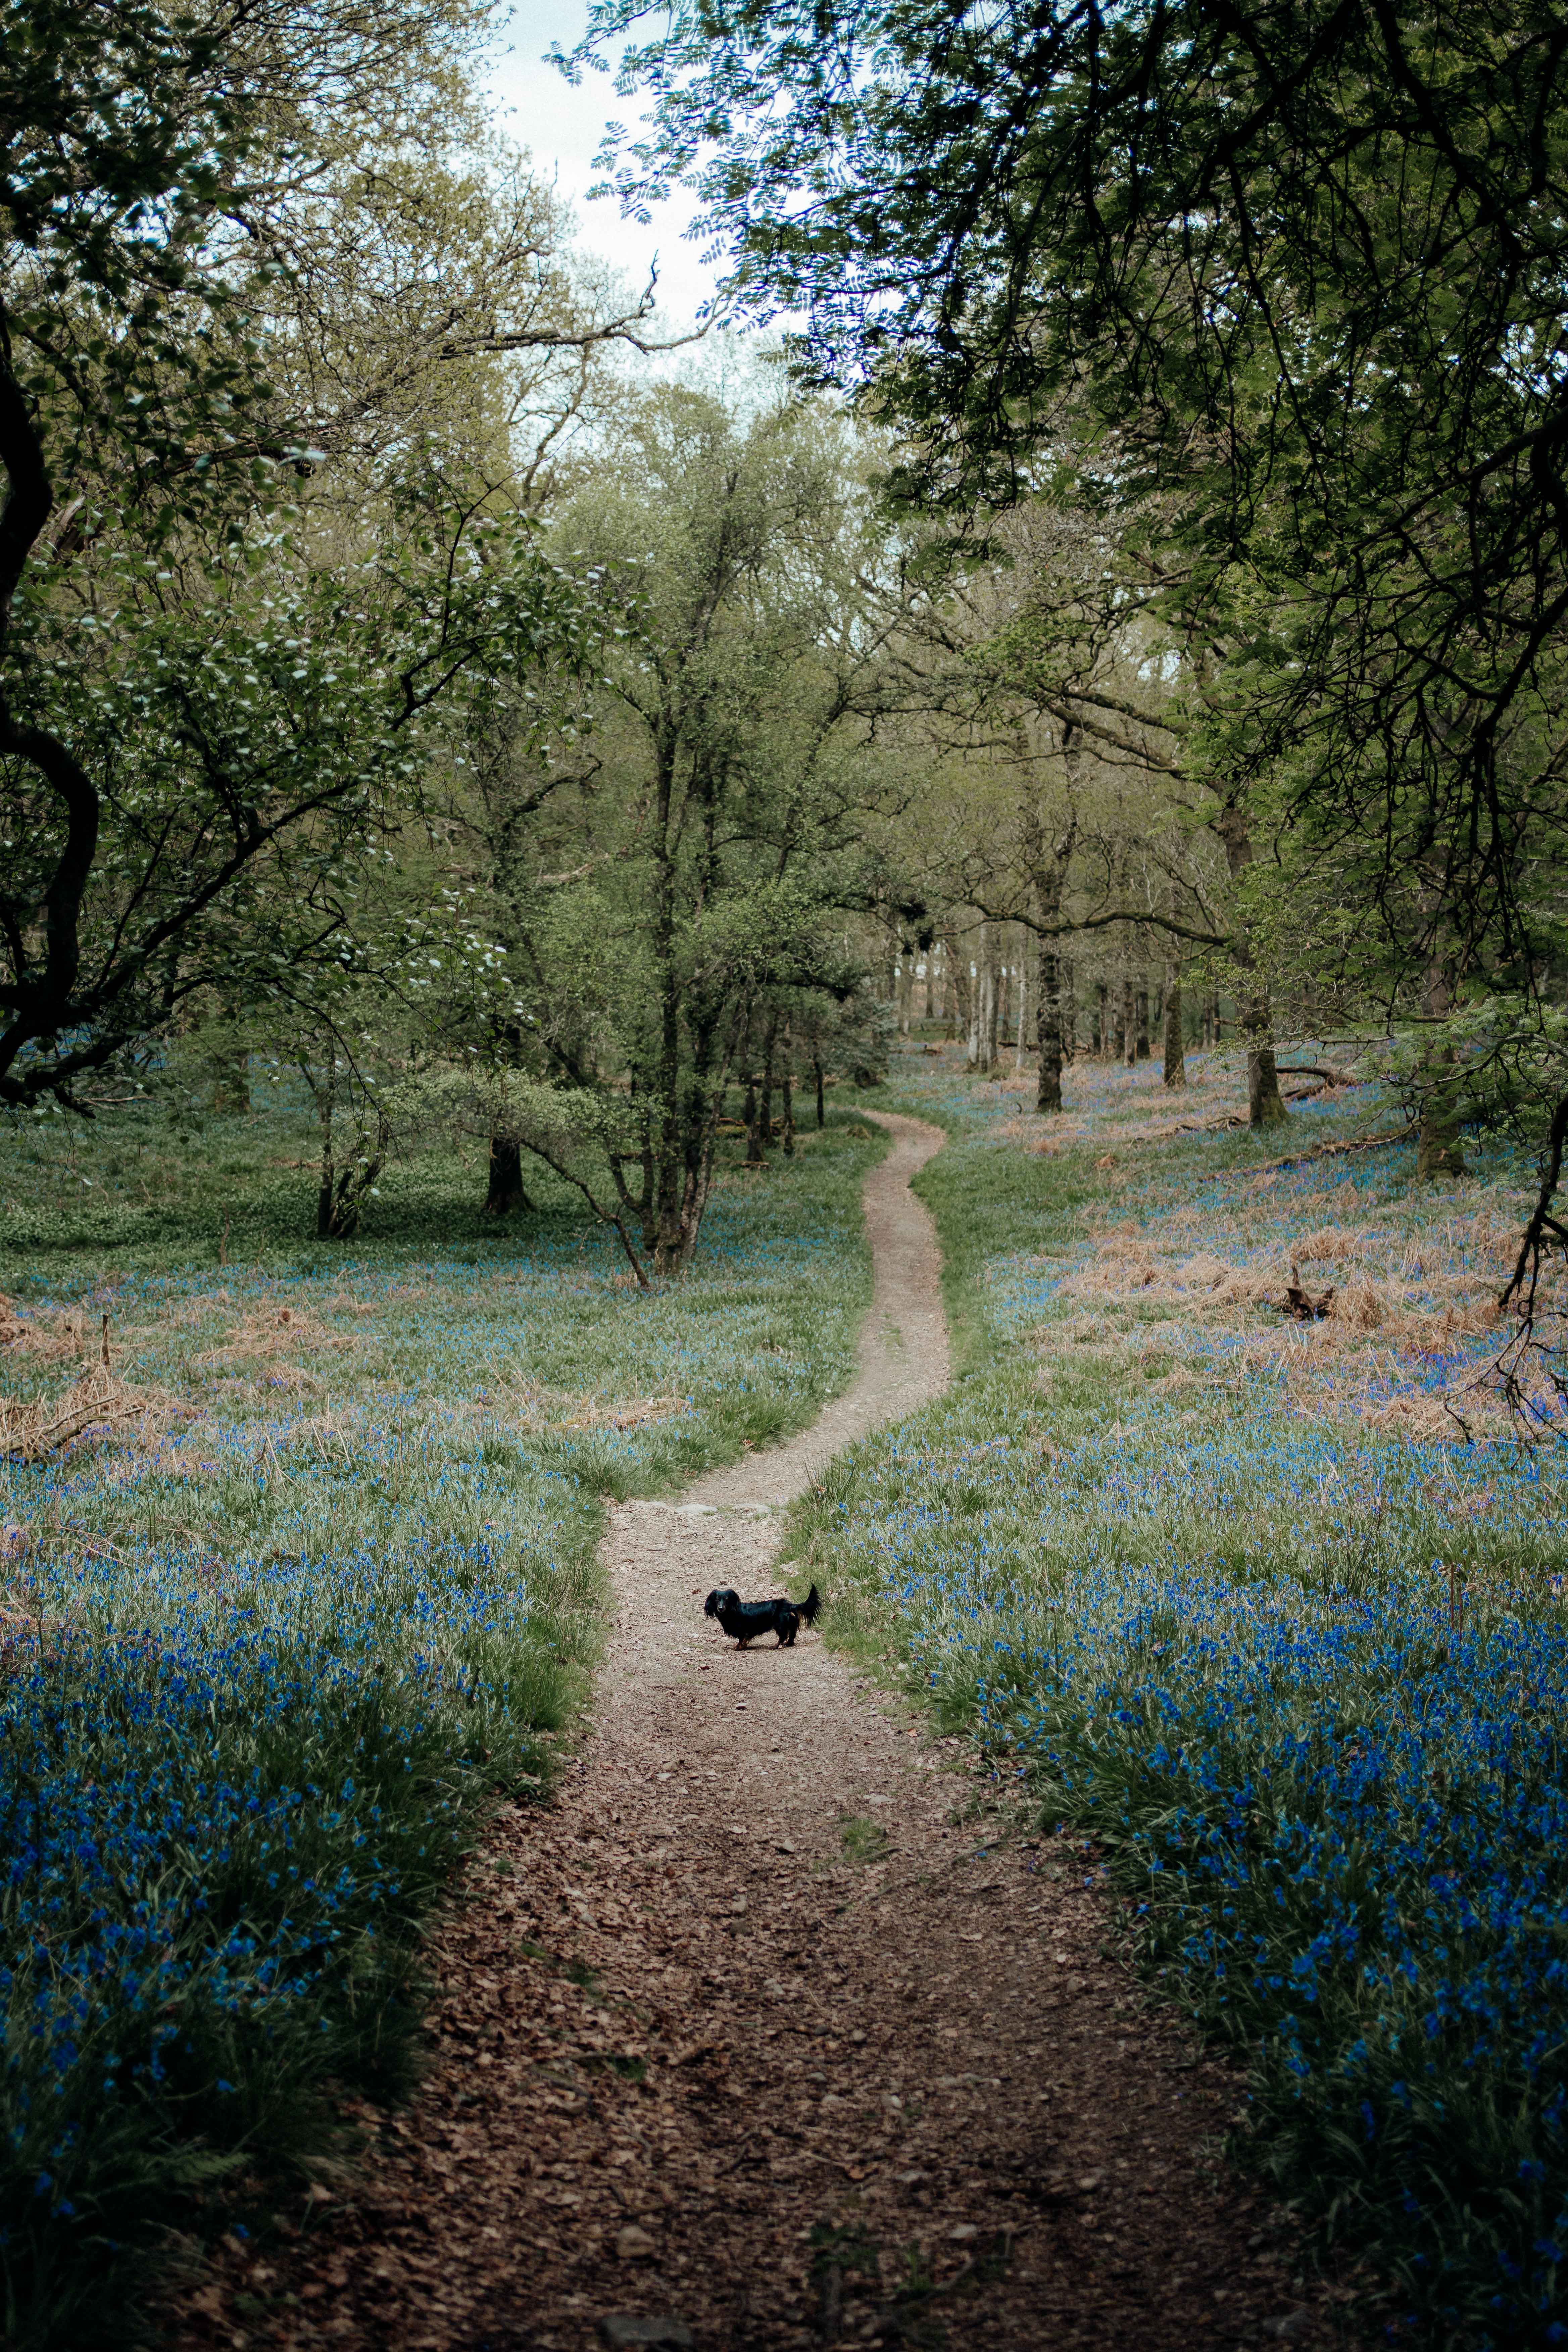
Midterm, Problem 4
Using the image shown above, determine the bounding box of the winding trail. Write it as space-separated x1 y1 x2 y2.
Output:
174 1114 1349 2352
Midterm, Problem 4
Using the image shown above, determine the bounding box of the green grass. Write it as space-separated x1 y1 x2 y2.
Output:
838 1814 891 1865
0 1088 883 2349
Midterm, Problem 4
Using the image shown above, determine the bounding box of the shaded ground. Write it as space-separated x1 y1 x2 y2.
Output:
169 1115 1357 2352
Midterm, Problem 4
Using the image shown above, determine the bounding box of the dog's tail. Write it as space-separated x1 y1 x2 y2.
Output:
794 1582 821 1626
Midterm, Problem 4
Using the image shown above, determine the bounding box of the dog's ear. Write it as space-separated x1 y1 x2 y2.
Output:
703 1590 720 1618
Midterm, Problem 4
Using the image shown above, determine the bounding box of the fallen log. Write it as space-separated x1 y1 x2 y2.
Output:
1248 1127 1410 1176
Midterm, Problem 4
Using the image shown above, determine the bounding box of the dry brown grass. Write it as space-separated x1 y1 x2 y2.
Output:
555 1393 690 1433
278 1412 363 1463
243 1364 325 1395
0 1358 191 1463
1359 1392 1497 1438
1034 1169 1528 1438
0 1295 98 1363
1293 1224 1368 1261
1147 1366 1206 1394
197 1302 358 1370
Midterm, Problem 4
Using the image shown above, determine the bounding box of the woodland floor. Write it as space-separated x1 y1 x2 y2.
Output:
167 1114 1357 2352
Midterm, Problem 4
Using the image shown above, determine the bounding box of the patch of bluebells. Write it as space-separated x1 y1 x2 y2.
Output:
0 1416 577 2262
845 1412 1568 2342
848 1050 1568 2343
0 1124 880 2328
5 1233 854 1430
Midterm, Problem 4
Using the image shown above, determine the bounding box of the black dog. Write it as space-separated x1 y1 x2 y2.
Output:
703 1583 821 1648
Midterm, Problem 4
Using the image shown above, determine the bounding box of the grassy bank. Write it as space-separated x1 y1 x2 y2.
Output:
792 1044 1568 2351
0 1096 884 2349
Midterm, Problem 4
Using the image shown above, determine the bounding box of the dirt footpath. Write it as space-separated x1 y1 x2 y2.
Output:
172 1115 1355 2352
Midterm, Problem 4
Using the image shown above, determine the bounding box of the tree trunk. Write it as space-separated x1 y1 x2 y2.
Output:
743 1069 764 1164
1096 980 1110 1056
1036 943 1064 1113
1417 952 1466 1178
1218 804 1287 1127
814 1056 825 1128
484 1135 535 1215
953 944 973 1058
1243 1011 1286 1125
986 929 1002 1070
1025 813 1074 1114
651 736 687 1271
925 952 938 1022
1162 964 1186 1088
781 1060 795 1156
757 1009 779 1144
898 953 914 1036
315 1079 335 1240
967 927 986 1068
640 1138 659 1257
1120 968 1136 1067
1135 980 1151 1060
311 1070 384 1240
973 927 1001 1077
1014 959 1028 1073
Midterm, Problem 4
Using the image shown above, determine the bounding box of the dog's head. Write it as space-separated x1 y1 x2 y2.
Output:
703 1587 738 1620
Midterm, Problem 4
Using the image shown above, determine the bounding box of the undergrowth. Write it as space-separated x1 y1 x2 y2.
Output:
0 1094 882 2349
793 1040 1568 2351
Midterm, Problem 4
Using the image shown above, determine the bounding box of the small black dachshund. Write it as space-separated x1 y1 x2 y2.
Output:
703 1582 822 1648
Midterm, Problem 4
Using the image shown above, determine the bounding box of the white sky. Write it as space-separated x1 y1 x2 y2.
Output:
485 0 726 330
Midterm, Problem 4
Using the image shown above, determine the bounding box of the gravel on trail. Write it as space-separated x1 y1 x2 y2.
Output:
170 1115 1356 2352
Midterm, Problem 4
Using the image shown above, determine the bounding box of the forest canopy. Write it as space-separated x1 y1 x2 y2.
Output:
554 0 1568 1344
7 0 1568 1312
